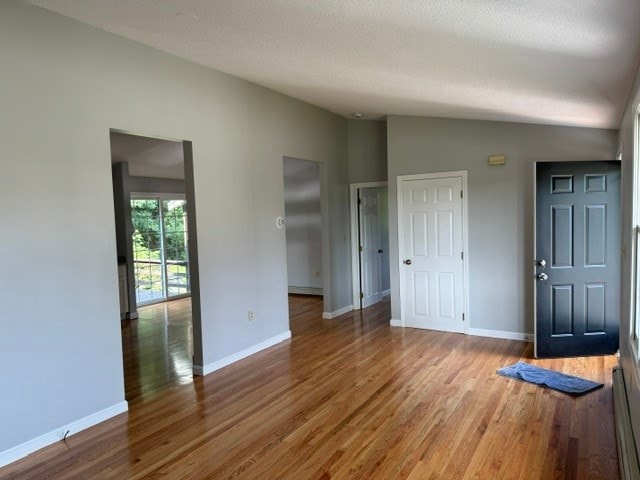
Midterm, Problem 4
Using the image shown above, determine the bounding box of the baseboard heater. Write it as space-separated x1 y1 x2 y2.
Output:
288 286 323 296
613 366 640 480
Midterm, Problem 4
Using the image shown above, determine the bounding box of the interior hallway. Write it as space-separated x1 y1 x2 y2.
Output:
1 295 618 479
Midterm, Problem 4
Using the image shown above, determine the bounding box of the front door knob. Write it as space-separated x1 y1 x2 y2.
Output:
537 272 548 281
403 259 412 265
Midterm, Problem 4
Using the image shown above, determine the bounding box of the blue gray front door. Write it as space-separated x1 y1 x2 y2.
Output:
535 161 620 357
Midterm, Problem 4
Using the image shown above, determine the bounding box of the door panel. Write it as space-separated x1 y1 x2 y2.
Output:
585 205 606 265
411 212 428 257
535 161 620 357
436 211 454 257
437 272 455 319
585 283 605 333
413 272 429 316
359 188 382 308
400 176 464 333
551 284 573 335
551 205 573 267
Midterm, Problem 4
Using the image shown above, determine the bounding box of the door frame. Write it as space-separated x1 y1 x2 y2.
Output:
396 171 470 333
282 156 332 315
350 181 388 309
109 128 204 376
533 163 539 356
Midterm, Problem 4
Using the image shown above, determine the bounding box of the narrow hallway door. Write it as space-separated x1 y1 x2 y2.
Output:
359 188 383 308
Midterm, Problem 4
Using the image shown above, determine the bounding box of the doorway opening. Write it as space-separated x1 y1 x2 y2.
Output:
283 157 324 323
110 130 203 400
350 182 390 309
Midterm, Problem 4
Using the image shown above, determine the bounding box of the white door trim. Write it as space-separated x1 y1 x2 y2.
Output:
396 171 470 333
350 181 388 308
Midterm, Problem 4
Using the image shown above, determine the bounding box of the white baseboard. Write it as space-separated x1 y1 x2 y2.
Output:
322 305 353 319
288 286 323 296
389 321 530 341
468 327 532 342
192 331 292 376
0 401 128 468
382 289 391 297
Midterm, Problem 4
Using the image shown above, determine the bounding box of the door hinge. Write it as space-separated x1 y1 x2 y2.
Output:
359 245 363 252
461 251 464 260
460 190 463 199
358 198 362 205
462 313 465 321
360 292 364 299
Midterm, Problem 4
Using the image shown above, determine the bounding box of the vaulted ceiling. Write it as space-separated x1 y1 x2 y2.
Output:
27 0 640 128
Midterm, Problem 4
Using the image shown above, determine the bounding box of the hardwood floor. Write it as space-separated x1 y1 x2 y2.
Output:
121 298 194 402
1 295 619 479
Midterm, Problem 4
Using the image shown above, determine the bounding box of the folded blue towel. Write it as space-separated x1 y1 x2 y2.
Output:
497 361 603 396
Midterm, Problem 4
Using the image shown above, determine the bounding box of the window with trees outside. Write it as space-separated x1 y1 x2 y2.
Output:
131 197 190 305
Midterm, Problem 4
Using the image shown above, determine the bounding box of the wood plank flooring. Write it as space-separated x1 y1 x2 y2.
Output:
121 298 194 402
1 295 619 479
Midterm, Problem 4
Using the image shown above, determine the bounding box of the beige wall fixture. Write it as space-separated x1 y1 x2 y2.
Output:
488 154 507 166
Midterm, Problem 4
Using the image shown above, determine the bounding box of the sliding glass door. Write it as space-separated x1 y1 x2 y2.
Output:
163 199 190 298
131 197 190 306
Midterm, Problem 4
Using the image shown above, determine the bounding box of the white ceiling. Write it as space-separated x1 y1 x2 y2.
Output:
28 0 640 129
110 131 185 179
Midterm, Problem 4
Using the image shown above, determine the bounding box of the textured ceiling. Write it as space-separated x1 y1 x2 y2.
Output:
26 0 640 128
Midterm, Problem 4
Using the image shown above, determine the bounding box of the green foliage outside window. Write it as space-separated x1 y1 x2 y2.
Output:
131 199 188 262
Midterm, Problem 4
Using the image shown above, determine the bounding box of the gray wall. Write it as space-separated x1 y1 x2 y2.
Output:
283 158 322 290
347 120 390 293
0 0 350 455
387 115 618 335
128 176 186 195
112 162 131 262
617 58 640 454
112 162 137 318
348 119 388 183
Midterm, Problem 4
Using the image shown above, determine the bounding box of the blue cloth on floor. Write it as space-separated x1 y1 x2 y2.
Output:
496 361 603 396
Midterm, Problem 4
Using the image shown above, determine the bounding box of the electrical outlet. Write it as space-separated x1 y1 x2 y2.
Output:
248 310 255 321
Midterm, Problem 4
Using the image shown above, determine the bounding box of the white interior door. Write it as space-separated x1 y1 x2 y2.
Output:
359 188 382 308
399 175 465 332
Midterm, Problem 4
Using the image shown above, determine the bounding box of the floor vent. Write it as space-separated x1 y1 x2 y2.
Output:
613 366 640 480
